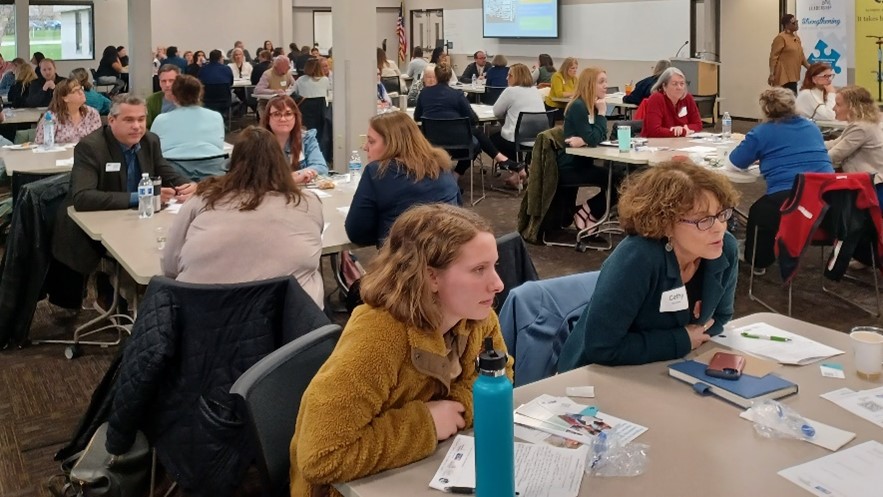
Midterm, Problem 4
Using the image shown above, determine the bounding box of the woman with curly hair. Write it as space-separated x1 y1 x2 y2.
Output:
558 161 741 369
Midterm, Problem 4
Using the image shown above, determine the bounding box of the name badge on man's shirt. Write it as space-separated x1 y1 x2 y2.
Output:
660 286 689 313
105 162 121 172
678 106 688 118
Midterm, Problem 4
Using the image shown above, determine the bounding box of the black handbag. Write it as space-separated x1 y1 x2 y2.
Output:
52 422 150 497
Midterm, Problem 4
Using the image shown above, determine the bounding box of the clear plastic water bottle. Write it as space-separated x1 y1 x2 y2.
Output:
137 173 154 219
722 111 732 140
348 150 362 184
43 111 55 149
471 74 477 87
473 337 514 497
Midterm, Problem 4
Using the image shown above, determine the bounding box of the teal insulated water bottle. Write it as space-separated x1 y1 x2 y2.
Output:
473 337 515 497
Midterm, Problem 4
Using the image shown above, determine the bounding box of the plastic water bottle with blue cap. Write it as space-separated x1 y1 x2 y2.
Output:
137 173 154 219
747 400 815 441
43 111 55 149
348 150 362 184
721 111 732 140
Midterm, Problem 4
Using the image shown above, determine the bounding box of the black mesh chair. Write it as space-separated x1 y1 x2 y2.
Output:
421 116 485 205
380 76 401 95
514 110 557 167
481 86 506 105
693 94 717 128
203 83 234 130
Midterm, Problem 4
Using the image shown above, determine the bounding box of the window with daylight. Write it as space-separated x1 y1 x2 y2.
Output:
0 2 95 61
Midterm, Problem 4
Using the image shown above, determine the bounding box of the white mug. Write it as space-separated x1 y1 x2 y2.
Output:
850 327 883 380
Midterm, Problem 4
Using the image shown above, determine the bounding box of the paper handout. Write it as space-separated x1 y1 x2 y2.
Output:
779 441 883 497
712 323 843 365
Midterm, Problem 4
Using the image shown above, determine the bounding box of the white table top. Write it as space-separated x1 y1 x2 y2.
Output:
232 79 254 88
2 107 46 125
815 119 847 130
1 142 234 176
450 83 486 94
337 312 879 497
566 135 758 184
68 180 356 285
551 93 638 109
405 104 499 123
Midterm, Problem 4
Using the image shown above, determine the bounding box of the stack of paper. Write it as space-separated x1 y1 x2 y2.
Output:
712 323 844 365
513 394 647 446
429 434 588 497
821 386 883 429
779 441 883 496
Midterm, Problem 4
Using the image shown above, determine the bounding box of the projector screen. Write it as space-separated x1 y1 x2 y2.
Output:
483 0 559 39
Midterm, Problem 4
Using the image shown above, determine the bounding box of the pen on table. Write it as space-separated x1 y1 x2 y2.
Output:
445 487 519 495
741 331 792 342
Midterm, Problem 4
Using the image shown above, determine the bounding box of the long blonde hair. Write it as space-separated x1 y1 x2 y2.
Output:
360 204 493 332
14 62 37 89
559 57 578 85
368 111 450 180
838 85 880 124
566 67 605 117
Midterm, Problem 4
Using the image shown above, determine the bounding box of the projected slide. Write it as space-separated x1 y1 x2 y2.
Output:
483 0 558 38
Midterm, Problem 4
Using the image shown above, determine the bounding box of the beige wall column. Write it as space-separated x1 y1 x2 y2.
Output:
14 0 29 61
127 0 152 97
330 0 377 172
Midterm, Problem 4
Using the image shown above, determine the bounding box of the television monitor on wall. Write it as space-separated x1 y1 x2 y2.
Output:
483 0 559 39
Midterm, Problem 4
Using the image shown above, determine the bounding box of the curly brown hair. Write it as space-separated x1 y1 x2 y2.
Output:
837 85 880 124
618 161 740 239
359 204 493 332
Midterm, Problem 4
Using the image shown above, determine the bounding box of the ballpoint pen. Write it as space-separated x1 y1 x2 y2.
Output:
741 331 792 342
445 487 520 495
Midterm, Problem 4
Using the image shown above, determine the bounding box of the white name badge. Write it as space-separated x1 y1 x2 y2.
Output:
660 285 689 313
280 80 288 87
105 162 121 172
678 106 688 118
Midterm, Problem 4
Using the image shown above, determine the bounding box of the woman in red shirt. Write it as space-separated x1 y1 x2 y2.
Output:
641 67 703 138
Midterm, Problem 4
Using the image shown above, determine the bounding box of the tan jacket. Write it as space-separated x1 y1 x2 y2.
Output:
769 31 809 85
290 305 513 497
826 120 883 185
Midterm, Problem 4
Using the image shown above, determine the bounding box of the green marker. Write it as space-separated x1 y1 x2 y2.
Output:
741 331 792 342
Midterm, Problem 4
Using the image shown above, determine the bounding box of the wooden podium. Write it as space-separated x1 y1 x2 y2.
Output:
671 58 719 96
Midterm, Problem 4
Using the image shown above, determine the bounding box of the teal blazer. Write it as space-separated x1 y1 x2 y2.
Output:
558 232 738 369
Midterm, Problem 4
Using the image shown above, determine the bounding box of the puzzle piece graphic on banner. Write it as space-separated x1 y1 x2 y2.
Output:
808 39 842 74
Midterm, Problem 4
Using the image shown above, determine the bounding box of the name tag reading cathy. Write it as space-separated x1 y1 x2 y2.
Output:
105 162 121 172
660 286 689 313
678 107 688 118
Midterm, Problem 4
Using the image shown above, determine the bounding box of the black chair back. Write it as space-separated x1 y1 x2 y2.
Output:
608 120 644 140
421 117 475 161
297 97 331 161
380 76 401 94
514 110 556 163
481 86 506 105
230 324 342 497
693 94 717 127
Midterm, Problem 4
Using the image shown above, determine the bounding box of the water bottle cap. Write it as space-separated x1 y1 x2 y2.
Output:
477 337 507 374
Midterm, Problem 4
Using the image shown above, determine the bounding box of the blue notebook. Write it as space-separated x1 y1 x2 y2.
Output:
668 359 798 408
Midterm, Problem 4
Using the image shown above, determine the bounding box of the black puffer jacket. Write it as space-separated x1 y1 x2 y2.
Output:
105 275 330 497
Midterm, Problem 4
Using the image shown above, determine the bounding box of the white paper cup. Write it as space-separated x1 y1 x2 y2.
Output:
850 327 883 380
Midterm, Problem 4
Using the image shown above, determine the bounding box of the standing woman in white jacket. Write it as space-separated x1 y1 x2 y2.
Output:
795 62 836 121
490 63 546 188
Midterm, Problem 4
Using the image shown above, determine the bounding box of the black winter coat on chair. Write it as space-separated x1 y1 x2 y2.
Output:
104 275 330 497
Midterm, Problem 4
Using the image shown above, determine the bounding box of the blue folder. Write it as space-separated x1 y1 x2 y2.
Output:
668 360 798 408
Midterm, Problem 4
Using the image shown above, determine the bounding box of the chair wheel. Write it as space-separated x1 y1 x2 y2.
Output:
576 241 588 253
64 345 82 360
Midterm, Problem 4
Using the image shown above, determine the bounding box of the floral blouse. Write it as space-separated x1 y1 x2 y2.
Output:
35 106 102 145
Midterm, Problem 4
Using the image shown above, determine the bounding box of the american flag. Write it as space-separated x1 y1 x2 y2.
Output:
397 2 407 63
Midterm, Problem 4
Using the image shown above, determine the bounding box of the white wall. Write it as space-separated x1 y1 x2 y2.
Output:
53 0 126 79
720 0 778 119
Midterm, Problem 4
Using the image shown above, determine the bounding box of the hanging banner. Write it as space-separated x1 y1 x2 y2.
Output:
856 0 883 102
797 0 848 86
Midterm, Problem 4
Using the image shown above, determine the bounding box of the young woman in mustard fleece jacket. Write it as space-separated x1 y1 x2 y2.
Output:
290 204 514 497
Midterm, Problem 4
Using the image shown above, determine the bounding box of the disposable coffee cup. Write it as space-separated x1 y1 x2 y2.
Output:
398 94 408 110
850 327 883 380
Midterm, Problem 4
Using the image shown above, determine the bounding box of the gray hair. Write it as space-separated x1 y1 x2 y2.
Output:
109 95 146 117
232 47 244 56
157 63 181 76
652 59 671 76
651 67 686 93
423 63 436 77
273 55 290 65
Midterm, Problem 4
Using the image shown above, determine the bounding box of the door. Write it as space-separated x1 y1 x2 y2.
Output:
411 9 443 54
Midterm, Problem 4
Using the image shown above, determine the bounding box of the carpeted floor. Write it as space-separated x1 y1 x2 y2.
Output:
1 118 881 497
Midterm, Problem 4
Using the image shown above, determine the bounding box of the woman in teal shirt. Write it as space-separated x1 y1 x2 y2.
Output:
558 161 740 369
69 68 111 115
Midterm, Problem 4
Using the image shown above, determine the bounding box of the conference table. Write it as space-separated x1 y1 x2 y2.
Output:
337 312 878 497
404 103 499 123
2 107 46 125
67 179 356 286
0 142 235 176
565 134 758 184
